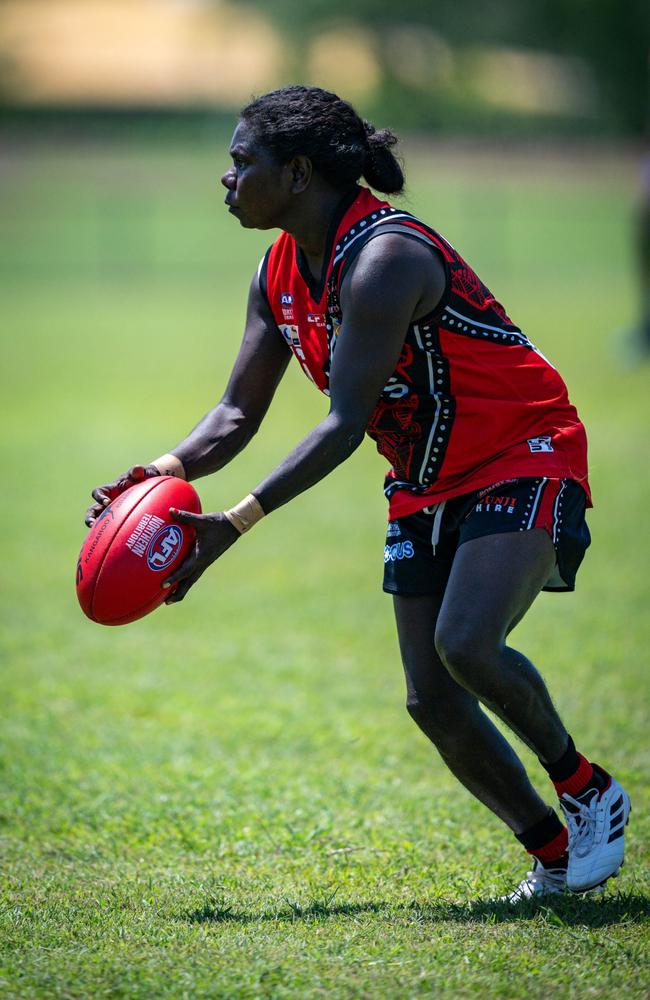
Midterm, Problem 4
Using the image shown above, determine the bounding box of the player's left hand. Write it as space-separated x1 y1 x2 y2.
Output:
163 509 240 603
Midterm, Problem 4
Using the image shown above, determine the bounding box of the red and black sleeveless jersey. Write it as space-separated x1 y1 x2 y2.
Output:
260 186 590 518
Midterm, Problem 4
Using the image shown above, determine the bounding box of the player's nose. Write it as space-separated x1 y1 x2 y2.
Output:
221 168 236 190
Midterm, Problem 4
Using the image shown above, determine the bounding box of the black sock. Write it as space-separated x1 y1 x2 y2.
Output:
540 735 606 797
515 808 568 868
540 735 580 781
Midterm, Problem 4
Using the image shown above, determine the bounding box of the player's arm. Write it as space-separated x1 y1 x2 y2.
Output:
164 237 445 602
85 271 290 526
251 236 444 513
170 270 292 479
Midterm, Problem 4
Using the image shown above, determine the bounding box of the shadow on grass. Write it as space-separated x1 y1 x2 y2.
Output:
184 891 650 928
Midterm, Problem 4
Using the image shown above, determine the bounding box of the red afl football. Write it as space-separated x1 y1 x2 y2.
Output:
76 476 202 625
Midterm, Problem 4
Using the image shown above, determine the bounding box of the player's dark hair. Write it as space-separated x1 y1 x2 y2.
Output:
240 85 405 195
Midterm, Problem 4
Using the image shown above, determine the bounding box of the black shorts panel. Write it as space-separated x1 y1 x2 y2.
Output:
382 478 590 598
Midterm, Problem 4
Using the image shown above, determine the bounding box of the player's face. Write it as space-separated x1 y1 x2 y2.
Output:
221 121 290 230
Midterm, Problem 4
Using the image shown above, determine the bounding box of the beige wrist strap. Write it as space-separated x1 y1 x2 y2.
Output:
151 453 186 479
223 493 265 534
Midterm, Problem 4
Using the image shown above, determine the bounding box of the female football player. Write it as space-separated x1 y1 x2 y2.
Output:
86 86 630 901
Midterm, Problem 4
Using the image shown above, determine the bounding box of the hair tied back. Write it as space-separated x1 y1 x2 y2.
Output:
241 86 404 195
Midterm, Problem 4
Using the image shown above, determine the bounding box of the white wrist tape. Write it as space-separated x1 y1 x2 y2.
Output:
151 453 186 479
223 494 265 534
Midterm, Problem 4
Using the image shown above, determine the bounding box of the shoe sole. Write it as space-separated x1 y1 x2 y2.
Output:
502 888 566 904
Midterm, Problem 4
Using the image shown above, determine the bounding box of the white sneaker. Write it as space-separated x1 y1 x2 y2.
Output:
561 767 631 893
503 859 567 903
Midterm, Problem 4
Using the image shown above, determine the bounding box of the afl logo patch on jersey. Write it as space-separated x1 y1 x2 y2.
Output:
147 524 184 571
280 292 294 320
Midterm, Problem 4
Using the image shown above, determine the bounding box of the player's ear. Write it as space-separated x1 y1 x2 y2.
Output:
288 155 312 194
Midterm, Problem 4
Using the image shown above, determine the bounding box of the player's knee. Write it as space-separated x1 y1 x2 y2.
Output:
406 686 481 746
406 692 429 728
434 621 495 691
405 684 473 741
406 690 445 738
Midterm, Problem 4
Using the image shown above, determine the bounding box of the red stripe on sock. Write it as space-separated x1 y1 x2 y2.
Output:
552 753 594 798
529 827 568 865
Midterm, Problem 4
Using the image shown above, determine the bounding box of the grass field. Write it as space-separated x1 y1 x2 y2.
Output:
1 133 648 998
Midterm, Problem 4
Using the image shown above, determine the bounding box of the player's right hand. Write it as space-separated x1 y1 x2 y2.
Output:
85 465 161 527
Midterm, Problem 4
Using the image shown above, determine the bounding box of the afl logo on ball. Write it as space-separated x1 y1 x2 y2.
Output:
147 525 183 571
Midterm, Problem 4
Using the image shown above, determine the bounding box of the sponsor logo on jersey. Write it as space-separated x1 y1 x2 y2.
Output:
383 376 409 399
279 324 317 385
527 436 554 453
147 524 184 571
386 521 401 538
476 479 518 499
307 312 326 326
474 495 517 514
384 540 415 563
279 323 301 347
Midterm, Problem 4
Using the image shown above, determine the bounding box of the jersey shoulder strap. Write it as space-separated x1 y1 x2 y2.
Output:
257 245 273 307
327 199 453 321
329 204 453 296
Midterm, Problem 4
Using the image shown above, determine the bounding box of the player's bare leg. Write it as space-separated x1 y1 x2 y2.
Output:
432 527 631 893
395 528 583 898
433 529 567 763
394 593 551 834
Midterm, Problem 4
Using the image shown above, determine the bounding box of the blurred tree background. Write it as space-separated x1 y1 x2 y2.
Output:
0 0 646 137
239 0 649 136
